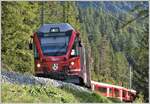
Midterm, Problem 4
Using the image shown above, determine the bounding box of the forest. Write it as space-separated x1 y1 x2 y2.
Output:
1 1 149 102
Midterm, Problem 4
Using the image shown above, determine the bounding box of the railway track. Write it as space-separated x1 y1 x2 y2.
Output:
1 70 91 93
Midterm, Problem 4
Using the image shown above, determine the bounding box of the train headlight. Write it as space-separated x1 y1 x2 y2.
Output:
52 64 58 70
71 62 75 65
71 49 75 55
37 63 41 68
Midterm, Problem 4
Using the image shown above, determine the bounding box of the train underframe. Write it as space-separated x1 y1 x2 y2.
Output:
35 72 85 86
35 66 90 87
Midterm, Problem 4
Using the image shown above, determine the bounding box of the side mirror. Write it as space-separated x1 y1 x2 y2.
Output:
29 35 33 50
78 37 82 47
76 31 80 36
29 41 33 50
30 35 33 38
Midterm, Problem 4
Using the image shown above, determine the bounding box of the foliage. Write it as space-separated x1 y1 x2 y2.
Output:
62 85 112 103
134 92 144 103
1 1 40 73
2 82 112 103
108 98 122 103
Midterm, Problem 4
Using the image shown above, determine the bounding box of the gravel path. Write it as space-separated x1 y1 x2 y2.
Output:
1 70 91 93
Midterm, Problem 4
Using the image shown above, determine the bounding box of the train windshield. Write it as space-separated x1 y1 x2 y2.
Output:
39 32 71 56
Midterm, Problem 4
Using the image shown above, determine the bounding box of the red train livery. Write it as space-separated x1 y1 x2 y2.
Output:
30 23 91 87
91 81 136 102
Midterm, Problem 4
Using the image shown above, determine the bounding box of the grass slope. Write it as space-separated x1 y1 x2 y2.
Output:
2 82 112 103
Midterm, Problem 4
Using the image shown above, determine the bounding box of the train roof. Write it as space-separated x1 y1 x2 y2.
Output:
91 80 124 89
37 23 75 33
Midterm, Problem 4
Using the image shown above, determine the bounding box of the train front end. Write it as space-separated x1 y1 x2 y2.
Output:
31 23 91 87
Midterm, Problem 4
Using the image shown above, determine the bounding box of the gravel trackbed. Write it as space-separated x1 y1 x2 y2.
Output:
1 71 91 93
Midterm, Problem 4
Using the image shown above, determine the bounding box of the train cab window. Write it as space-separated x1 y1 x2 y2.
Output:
71 37 80 57
98 87 107 93
39 32 71 56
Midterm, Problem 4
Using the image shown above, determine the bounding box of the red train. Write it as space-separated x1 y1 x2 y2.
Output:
91 81 136 102
29 23 91 87
29 23 136 102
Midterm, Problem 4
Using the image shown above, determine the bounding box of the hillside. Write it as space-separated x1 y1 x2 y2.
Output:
2 83 112 103
78 1 148 13
1 70 115 103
